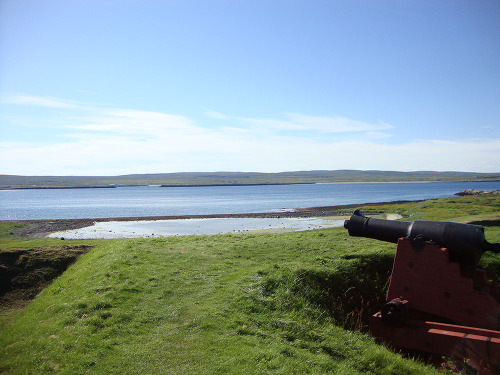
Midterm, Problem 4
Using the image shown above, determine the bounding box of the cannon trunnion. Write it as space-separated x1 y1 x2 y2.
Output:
344 210 500 372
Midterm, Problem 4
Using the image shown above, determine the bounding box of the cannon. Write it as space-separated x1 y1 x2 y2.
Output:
344 210 500 372
344 209 500 265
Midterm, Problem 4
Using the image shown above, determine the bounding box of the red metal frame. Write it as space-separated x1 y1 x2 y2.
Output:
370 238 500 370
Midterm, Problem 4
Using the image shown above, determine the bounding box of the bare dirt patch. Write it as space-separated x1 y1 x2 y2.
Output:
0 245 93 311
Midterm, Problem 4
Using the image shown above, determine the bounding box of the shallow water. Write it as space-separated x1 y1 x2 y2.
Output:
47 217 345 239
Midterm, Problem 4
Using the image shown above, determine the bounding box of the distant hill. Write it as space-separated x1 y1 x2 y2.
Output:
0 170 499 189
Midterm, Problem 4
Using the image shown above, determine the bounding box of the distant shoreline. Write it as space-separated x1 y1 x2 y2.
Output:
2 179 500 190
0 185 117 190
1 169 499 189
1 182 312 190
159 182 315 188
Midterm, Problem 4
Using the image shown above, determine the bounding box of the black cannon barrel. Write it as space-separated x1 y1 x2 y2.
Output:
344 209 499 265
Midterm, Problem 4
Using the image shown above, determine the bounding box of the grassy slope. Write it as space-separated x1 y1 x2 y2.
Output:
1 170 500 188
0 195 499 374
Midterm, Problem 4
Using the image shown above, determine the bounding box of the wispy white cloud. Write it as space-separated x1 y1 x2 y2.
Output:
1 132 499 175
213 111 393 136
204 110 230 120
1 94 80 109
236 116 296 130
1 95 498 175
284 113 393 133
71 108 198 137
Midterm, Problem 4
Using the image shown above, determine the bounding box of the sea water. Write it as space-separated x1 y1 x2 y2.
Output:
1 181 499 220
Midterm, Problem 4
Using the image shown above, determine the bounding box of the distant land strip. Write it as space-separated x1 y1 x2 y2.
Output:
4 185 117 190
158 182 314 188
0 170 499 189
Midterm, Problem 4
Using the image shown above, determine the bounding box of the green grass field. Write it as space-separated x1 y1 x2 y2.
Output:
1 195 499 374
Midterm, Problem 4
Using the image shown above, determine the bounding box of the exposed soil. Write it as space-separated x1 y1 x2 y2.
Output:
0 245 93 312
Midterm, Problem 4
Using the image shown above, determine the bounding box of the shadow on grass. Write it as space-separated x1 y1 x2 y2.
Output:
255 251 394 332
467 219 500 227
292 252 394 331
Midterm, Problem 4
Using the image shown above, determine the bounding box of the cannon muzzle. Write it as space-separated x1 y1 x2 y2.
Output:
344 209 499 265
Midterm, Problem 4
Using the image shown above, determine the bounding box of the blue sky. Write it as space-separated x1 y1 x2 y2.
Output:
1 0 499 175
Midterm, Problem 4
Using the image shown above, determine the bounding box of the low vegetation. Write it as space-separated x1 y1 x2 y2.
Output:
0 195 499 374
1 170 499 188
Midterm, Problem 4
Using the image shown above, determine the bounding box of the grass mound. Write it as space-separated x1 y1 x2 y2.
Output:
1 194 500 374
0 232 438 374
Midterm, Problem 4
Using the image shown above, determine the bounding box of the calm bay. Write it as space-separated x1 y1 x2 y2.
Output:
1 181 500 221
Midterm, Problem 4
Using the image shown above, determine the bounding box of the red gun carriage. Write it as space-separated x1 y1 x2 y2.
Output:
344 210 500 373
